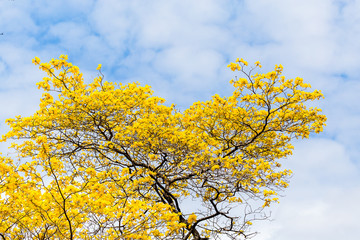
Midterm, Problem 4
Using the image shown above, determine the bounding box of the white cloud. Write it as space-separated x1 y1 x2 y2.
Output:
153 47 224 88
135 0 229 48
290 139 358 185
0 4 38 35
254 138 360 240
90 1 138 50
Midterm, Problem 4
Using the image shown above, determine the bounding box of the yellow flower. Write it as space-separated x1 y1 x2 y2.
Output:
96 64 102 70
188 213 197 224
254 61 262 68
32 56 40 65
227 62 241 71
239 58 248 66
211 165 220 171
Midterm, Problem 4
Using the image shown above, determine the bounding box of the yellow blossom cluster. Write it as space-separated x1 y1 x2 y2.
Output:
0 56 326 240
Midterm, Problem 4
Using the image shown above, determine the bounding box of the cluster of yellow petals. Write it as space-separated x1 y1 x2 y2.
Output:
0 56 326 240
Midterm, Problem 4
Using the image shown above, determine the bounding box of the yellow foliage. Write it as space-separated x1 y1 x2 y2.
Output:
0 56 326 240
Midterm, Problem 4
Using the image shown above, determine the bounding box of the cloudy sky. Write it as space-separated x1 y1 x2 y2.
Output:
1 0 359 239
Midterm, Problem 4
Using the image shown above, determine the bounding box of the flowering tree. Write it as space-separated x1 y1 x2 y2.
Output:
0 56 326 240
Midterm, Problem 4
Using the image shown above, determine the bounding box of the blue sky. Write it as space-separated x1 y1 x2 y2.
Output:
1 0 360 239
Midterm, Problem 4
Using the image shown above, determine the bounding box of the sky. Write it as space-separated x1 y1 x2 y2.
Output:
1 0 359 239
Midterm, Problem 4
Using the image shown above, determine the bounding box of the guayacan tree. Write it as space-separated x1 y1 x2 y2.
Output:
0 56 326 240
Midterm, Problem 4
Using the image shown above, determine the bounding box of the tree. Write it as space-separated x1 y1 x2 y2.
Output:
0 55 326 240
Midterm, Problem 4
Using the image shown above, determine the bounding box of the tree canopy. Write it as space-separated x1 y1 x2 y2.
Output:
0 55 326 240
